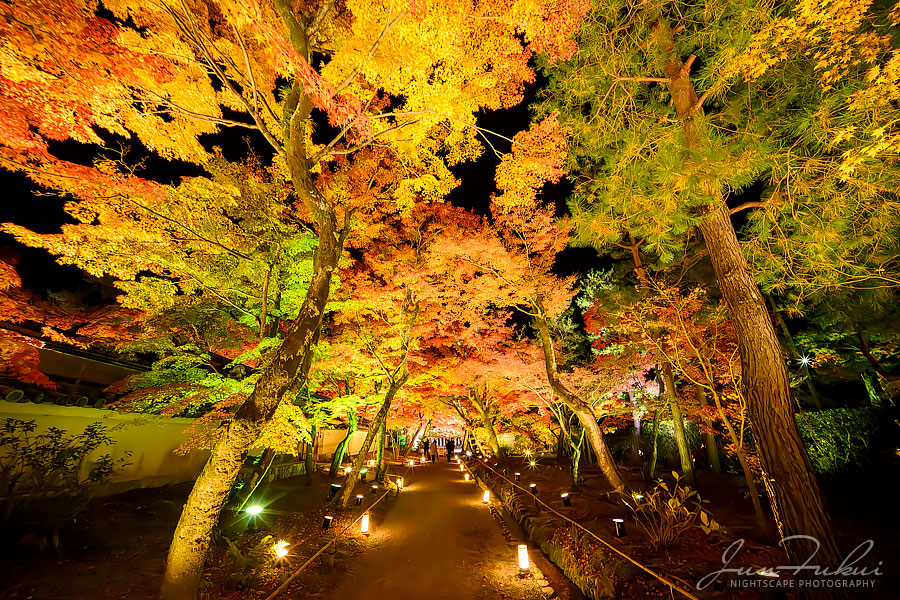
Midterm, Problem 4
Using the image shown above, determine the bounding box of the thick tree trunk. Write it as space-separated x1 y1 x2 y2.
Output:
336 371 408 508
328 412 358 477
662 363 695 486
534 313 624 489
696 387 722 475
698 204 836 561
657 23 843 586
160 210 345 600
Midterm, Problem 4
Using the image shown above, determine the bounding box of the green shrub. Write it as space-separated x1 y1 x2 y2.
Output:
795 408 882 475
0 418 130 527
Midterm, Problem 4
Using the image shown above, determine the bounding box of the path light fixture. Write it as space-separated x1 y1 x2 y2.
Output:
613 518 626 537
361 513 370 535
503 469 508 475
245 505 263 515
561 493 571 506
344 466 352 475
529 460 536 467
322 515 333 530
517 544 530 571
530 483 537 494
483 490 490 503
514 472 521 482
408 459 415 467
371 485 378 494
368 459 376 467
396 477 403 490
524 450 531 457
466 451 472 457
421 456 427 463
464 473 470 482
359 468 369 481
273 539 289 558
355 494 363 505
328 483 341 499
633 493 644 502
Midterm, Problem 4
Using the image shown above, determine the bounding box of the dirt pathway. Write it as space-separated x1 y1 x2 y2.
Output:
317 460 544 600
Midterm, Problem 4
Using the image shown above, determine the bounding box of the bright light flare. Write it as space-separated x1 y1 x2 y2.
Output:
273 539 289 558
245 505 263 515
464 473 470 482
483 490 490 503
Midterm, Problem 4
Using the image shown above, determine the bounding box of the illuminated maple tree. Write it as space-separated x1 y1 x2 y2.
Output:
0 1 589 596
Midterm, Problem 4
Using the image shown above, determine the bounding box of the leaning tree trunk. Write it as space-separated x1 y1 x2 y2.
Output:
534 313 624 489
328 412 358 477
160 208 346 600
228 447 276 515
336 371 408 508
402 420 426 458
662 363 695 486
657 23 844 585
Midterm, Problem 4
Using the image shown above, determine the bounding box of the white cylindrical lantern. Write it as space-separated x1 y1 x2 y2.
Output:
517 544 529 570
396 477 403 490
464 473 470 482
361 513 370 534
483 490 490 503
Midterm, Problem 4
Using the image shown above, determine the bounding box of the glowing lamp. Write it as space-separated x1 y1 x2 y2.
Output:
371 485 378 494
613 518 625 537
529 461 536 467
514 472 521 482
408 459 415 467
633 493 644 501
355 494 363 505
561 493 571 506
464 473 470 482
322 515 333 530
367 459 375 467
466 451 472 457
396 477 403 490
245 505 263 515
420 456 427 463
524 450 531 456
483 490 490 503
273 539 289 558
360 513 370 534
529 483 537 494
328 483 341 498
517 544 530 571
344 466 352 475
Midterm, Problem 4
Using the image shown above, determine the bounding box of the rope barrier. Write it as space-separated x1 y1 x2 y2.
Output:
467 459 702 600
263 462 415 600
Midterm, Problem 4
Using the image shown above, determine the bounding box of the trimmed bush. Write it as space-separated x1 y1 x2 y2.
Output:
794 408 882 475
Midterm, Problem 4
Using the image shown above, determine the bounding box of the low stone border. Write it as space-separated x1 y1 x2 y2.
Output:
474 465 634 600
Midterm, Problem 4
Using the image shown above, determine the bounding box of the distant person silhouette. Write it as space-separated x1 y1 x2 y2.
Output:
446 438 455 462
422 438 430 460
